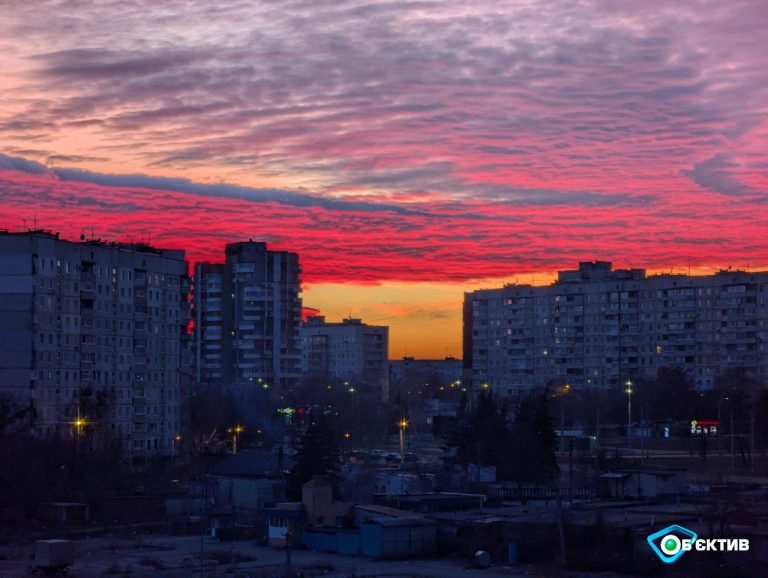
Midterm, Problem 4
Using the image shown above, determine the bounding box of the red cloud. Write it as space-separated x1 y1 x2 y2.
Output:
1 166 767 284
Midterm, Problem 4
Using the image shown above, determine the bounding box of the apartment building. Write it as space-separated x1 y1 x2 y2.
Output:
195 241 302 392
389 356 462 388
300 316 389 401
0 230 191 459
464 261 768 394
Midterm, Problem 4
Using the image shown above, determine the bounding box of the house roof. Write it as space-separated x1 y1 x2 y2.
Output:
368 517 436 527
355 504 416 518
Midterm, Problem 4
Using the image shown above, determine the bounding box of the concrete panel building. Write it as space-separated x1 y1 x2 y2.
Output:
300 316 389 401
195 241 302 392
0 230 191 459
389 356 462 388
464 261 768 394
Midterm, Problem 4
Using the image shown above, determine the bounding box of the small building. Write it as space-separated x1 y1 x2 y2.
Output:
302 476 352 527
360 517 437 558
600 469 686 499
209 451 289 516
265 502 303 547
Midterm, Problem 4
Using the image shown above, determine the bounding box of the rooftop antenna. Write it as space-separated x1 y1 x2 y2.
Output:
33 214 37 230
688 256 691 277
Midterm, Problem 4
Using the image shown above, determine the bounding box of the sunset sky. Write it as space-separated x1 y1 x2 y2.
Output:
1 1 767 358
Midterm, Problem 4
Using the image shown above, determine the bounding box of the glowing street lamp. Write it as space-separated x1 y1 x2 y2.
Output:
398 418 409 464
625 379 633 433
70 412 88 456
228 423 244 454
171 434 181 475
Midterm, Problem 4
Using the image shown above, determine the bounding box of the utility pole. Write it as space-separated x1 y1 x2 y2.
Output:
625 379 633 439
730 408 735 473
750 409 755 473
285 531 293 577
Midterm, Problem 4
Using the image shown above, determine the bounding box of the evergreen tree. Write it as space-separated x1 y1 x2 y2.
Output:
287 416 341 499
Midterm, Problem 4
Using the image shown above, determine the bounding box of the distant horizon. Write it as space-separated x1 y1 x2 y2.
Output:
6 225 768 360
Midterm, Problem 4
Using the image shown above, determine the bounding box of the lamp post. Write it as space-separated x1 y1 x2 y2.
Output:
70 413 88 457
625 379 633 436
171 434 181 476
398 418 409 464
228 423 244 454
717 397 729 456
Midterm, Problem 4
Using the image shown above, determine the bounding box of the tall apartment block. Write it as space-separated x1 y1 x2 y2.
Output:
300 316 389 401
194 241 302 392
0 230 191 459
464 261 768 394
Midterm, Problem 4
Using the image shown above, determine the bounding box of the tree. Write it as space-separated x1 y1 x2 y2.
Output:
508 388 559 483
451 390 508 471
635 367 696 422
287 416 341 499
186 385 240 454
449 389 559 484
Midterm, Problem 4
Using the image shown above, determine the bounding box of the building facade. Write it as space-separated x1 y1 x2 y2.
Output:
300 316 389 401
389 356 462 388
0 230 191 459
465 261 768 394
195 241 302 392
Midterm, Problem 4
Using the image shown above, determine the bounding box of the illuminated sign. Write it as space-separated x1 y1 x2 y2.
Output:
690 419 719 436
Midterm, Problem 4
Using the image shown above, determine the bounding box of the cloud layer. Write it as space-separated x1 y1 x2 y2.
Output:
0 0 766 286
1 156 766 285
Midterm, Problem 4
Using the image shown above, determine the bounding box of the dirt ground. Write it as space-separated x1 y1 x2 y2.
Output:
0 533 614 578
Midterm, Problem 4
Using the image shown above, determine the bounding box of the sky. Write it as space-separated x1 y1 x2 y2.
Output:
1 1 767 358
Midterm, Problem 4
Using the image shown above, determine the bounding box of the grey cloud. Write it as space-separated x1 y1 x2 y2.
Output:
50 167 424 216
0 154 49 175
33 48 206 81
685 154 761 198
0 152 423 215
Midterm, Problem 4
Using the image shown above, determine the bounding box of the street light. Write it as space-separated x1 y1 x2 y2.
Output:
171 434 181 476
398 418 409 464
227 423 244 454
625 379 633 434
70 413 88 457
556 383 570 438
717 397 730 458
